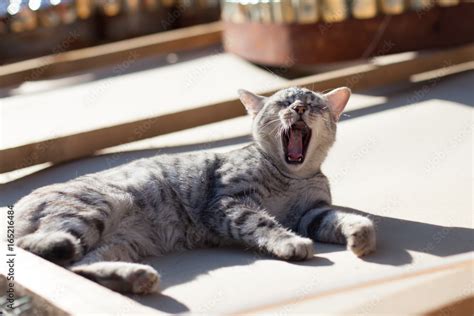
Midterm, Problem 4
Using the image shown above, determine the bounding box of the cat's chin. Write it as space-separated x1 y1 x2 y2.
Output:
281 120 312 165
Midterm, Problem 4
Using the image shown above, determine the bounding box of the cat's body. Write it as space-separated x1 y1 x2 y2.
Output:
14 87 376 294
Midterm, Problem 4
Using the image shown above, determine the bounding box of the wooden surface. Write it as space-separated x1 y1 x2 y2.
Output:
0 21 223 88
241 253 474 314
0 44 473 174
223 3 474 65
0 244 163 315
290 45 474 92
0 246 471 314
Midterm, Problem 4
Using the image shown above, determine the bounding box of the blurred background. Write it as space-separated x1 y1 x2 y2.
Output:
1 0 471 64
0 0 221 63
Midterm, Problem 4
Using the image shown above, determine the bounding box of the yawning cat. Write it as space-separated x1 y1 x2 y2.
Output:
14 86 375 294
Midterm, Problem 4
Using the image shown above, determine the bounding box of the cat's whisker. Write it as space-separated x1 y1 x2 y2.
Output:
261 118 281 130
269 122 283 137
272 125 285 139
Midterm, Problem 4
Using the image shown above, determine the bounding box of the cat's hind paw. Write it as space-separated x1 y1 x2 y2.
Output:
271 235 315 261
345 218 376 257
73 262 160 295
128 265 161 295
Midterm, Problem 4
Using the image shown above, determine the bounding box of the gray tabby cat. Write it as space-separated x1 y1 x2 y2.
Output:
14 86 375 294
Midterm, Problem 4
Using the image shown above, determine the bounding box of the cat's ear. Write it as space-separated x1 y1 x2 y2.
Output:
238 89 265 118
324 87 351 121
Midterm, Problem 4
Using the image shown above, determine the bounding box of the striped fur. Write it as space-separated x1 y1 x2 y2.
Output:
13 87 375 294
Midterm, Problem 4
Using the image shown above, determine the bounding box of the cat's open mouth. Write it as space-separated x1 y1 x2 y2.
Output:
282 120 312 164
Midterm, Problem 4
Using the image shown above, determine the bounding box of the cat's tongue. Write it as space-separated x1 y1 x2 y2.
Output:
287 128 303 161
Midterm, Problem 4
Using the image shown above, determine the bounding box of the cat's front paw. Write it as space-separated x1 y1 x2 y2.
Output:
345 218 376 257
270 236 315 261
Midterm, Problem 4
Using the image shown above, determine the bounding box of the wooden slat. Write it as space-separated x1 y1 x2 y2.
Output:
0 244 163 315
289 45 474 92
1 44 473 173
238 253 474 315
0 22 223 88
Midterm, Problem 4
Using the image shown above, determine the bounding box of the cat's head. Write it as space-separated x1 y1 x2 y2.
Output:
239 87 350 177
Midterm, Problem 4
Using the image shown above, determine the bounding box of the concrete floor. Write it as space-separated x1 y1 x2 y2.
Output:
0 53 472 313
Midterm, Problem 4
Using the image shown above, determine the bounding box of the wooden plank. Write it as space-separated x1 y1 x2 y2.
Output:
346 260 474 314
1 44 473 174
427 297 474 316
291 45 474 92
0 22 223 88
238 253 474 314
1 99 245 172
0 244 163 315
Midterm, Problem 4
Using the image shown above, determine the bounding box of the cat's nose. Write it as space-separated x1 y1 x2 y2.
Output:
292 104 306 115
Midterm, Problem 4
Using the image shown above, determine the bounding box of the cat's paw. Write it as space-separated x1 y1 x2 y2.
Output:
345 218 376 257
271 236 315 261
73 262 160 294
127 265 161 294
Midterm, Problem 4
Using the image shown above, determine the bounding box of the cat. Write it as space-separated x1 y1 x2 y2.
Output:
13 86 375 294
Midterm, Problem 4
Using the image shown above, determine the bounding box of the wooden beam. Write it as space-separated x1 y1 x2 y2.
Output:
238 253 474 315
0 22 223 88
289 44 474 92
0 244 163 315
1 44 473 173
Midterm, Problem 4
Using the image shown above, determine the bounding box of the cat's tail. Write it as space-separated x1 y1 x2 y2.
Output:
17 231 83 266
